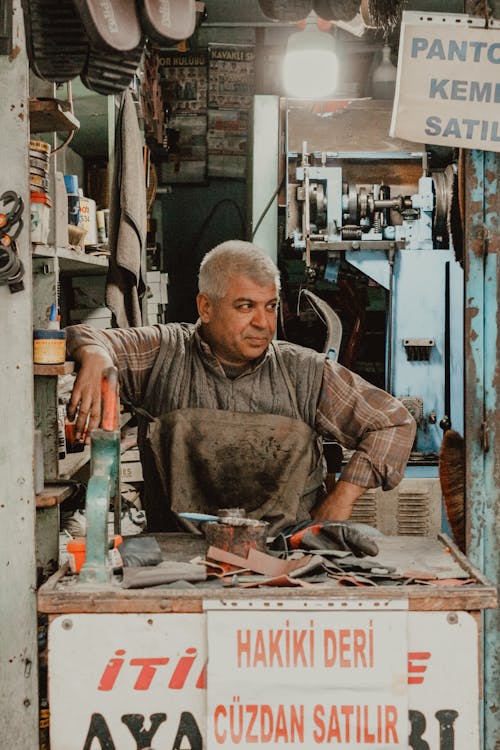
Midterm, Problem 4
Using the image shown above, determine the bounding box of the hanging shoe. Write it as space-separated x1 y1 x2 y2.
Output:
80 42 144 95
138 0 197 44
22 0 88 83
313 0 360 22
258 0 313 22
74 0 142 52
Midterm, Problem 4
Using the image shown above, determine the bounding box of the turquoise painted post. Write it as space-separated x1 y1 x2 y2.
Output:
465 148 500 749
482 149 500 750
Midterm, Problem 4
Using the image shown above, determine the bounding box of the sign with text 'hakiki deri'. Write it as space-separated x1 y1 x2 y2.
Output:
206 604 409 749
391 12 500 152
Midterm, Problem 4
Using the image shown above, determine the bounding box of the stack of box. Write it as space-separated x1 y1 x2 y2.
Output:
120 448 143 483
69 275 112 329
146 270 168 323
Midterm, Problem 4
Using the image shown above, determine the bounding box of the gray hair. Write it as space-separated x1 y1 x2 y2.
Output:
198 240 281 300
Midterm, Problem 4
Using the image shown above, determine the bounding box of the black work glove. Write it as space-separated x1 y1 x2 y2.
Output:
117 536 162 567
286 521 379 558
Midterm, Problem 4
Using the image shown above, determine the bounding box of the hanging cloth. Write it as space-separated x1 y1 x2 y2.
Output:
105 88 146 327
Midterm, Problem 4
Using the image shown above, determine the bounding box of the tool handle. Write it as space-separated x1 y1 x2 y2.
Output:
101 366 119 431
289 523 322 550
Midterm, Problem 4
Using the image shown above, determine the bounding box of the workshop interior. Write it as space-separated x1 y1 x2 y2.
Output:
2 1 500 749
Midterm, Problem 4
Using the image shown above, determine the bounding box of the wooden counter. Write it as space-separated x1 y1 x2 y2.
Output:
38 532 497 614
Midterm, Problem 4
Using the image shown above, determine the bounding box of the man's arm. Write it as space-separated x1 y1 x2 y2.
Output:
314 359 416 521
312 479 367 521
66 324 162 439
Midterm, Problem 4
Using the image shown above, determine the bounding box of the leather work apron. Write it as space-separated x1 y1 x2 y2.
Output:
141 341 325 535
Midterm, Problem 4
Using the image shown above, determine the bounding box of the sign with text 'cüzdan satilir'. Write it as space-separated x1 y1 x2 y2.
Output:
391 12 500 152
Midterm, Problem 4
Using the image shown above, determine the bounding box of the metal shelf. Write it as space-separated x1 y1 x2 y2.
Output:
33 245 109 274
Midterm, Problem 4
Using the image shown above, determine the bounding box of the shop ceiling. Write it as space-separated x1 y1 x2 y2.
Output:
70 0 466 160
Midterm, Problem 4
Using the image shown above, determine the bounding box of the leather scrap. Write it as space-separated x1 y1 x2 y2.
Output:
121 561 206 588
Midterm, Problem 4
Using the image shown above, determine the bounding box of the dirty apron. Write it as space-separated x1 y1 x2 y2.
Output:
140 339 325 535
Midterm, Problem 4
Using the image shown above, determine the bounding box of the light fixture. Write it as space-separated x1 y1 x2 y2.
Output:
282 15 338 99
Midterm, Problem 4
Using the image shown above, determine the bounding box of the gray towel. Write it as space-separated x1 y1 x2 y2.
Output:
106 89 147 327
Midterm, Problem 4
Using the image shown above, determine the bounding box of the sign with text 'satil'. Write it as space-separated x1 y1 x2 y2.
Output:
390 12 500 152
48 607 480 749
206 602 409 749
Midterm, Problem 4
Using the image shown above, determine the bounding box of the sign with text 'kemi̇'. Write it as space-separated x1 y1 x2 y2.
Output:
390 12 500 152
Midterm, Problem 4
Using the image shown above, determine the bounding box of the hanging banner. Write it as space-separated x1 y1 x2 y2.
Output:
390 12 500 152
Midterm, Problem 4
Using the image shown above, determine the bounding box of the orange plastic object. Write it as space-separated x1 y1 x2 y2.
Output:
67 537 86 573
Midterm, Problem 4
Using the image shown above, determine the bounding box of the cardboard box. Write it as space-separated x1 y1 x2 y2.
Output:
120 458 143 483
69 307 112 329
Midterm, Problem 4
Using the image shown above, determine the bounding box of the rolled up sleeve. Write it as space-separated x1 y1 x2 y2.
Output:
66 323 162 405
316 360 416 490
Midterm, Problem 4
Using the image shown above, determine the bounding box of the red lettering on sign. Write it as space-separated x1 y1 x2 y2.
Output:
98 649 126 691
129 658 170 690
312 703 399 744
96 648 206 692
213 699 304 744
408 651 431 684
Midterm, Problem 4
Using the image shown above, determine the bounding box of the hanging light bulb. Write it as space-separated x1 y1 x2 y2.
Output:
283 16 338 99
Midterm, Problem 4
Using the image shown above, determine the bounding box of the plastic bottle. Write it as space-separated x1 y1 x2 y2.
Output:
372 45 397 100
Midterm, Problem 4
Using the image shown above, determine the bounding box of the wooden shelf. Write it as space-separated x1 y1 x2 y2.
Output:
34 362 75 377
29 98 80 134
59 446 91 480
33 245 109 274
36 484 73 509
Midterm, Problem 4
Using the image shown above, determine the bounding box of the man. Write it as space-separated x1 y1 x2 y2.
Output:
66 240 415 534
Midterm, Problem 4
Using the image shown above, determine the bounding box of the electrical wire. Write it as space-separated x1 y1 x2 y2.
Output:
193 198 246 262
251 174 285 241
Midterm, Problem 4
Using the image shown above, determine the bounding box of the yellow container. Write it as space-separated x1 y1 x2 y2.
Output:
33 329 66 365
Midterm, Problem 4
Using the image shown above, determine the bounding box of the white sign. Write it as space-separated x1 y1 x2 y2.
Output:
206 606 408 749
48 608 480 749
391 12 500 152
49 613 207 749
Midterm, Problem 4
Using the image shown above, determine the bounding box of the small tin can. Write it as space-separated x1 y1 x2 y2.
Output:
33 329 66 365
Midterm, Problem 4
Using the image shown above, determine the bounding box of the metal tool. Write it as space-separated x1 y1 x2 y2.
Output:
0 190 24 243
0 190 25 293
78 367 120 584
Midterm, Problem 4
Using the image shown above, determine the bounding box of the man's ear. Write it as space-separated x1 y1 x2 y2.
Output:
196 292 211 323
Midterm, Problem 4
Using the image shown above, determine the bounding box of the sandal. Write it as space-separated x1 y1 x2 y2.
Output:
74 0 142 52
22 0 88 83
81 41 144 95
139 0 197 44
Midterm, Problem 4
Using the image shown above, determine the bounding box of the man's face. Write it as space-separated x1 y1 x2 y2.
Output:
197 274 278 366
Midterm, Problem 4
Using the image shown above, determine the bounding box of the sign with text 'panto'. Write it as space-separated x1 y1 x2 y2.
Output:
390 12 500 152
206 603 409 749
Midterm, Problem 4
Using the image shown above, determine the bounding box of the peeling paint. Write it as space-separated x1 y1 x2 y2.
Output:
9 45 20 62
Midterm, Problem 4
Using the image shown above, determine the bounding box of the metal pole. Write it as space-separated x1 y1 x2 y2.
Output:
465 146 500 749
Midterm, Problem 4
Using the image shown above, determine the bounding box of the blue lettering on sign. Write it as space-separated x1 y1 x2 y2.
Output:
424 116 500 141
411 37 500 63
428 79 500 103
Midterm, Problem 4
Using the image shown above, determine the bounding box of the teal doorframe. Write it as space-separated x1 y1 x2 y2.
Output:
465 148 500 749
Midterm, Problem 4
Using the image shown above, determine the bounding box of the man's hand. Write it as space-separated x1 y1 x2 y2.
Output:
312 479 367 521
287 521 379 557
67 346 115 439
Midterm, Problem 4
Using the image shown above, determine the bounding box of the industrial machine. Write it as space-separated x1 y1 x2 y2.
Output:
277 100 464 534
